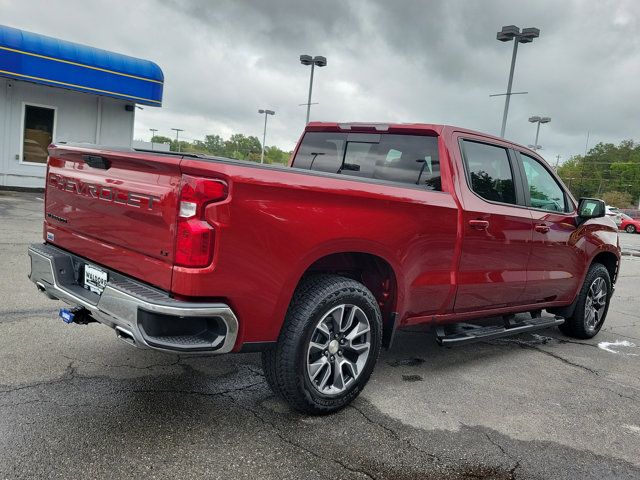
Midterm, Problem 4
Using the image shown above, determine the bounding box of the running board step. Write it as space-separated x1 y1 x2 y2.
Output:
436 315 565 347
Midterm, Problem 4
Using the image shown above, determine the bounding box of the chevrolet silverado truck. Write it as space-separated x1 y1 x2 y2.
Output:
28 122 620 414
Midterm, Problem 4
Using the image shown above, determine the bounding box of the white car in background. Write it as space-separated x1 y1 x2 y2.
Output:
605 205 623 226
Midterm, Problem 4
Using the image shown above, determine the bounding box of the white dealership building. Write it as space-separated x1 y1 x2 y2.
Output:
0 24 164 188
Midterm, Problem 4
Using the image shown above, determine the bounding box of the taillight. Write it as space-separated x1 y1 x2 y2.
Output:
175 175 227 267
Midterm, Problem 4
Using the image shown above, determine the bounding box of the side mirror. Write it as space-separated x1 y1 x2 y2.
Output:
577 198 605 220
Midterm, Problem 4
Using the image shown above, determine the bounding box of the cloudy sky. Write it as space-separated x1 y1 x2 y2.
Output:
3 0 639 163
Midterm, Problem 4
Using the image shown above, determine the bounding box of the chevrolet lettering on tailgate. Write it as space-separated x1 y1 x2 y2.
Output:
48 173 160 210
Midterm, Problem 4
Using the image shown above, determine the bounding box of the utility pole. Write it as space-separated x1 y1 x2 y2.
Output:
554 154 561 170
584 131 590 156
171 128 184 153
149 128 158 150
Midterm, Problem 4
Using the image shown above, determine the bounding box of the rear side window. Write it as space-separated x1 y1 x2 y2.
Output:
292 132 441 190
461 140 516 205
521 154 568 212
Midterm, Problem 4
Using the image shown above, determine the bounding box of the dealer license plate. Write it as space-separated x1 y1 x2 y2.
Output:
84 264 107 294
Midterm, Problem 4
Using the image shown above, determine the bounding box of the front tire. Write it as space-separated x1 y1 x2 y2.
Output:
262 275 382 415
625 224 637 234
559 263 611 339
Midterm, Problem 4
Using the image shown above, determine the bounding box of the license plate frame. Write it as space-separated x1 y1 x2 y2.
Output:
83 264 108 294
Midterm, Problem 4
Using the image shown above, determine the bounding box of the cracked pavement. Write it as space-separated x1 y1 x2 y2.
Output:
1 190 639 479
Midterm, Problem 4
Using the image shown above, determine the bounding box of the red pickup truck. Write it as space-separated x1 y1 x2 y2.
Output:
29 122 620 414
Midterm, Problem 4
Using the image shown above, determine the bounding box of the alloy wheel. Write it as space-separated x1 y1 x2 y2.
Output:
584 277 607 332
306 304 371 396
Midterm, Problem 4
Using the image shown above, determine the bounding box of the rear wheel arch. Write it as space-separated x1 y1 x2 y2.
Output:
288 251 400 347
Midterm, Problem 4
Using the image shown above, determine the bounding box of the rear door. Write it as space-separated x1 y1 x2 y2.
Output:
452 135 533 313
515 151 582 304
45 146 182 290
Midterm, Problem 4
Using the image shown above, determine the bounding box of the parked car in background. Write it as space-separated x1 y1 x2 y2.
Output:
605 205 622 226
619 213 640 233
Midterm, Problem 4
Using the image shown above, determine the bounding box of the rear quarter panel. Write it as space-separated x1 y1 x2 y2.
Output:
174 159 459 345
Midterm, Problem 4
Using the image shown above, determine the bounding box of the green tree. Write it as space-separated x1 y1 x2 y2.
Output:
264 146 291 165
149 132 292 166
557 139 640 203
601 191 633 208
224 134 262 160
201 134 226 156
151 135 172 145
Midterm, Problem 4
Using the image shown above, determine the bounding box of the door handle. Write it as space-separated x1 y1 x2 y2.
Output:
535 224 550 233
469 219 490 230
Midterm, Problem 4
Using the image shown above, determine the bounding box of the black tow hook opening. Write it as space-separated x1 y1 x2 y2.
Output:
59 306 97 325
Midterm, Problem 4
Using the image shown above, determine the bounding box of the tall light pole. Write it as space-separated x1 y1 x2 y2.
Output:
527 116 551 151
149 128 158 150
300 54 327 124
171 128 184 152
496 25 540 138
258 109 275 163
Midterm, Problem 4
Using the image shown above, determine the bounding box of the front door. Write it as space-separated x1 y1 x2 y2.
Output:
517 152 582 304
453 136 533 313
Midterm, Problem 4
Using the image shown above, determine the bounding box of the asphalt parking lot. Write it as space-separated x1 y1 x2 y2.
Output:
1 190 639 480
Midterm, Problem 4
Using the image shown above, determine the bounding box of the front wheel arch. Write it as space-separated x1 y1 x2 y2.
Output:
548 252 618 319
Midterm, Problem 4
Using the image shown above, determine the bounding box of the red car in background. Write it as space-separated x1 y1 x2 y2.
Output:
620 213 640 233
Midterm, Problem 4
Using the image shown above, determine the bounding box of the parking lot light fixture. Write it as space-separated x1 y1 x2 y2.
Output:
258 109 275 164
496 25 541 138
300 54 327 124
171 128 184 153
528 115 551 151
149 128 158 150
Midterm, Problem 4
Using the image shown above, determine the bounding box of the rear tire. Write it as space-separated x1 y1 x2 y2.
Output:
262 274 382 415
626 225 636 234
559 263 611 339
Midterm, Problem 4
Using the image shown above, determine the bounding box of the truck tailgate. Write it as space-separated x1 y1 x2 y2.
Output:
44 145 182 290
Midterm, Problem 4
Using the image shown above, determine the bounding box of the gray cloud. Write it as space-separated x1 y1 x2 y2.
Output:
3 0 640 163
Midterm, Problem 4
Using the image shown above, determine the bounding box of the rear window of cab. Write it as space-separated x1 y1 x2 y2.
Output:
292 132 442 191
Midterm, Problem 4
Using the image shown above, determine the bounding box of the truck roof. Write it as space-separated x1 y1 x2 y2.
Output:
305 122 534 154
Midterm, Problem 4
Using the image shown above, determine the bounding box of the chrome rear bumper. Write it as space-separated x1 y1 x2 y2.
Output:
28 243 238 354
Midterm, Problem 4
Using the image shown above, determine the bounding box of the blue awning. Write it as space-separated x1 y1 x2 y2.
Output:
0 24 163 106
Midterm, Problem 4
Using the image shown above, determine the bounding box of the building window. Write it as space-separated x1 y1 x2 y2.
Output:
22 104 55 164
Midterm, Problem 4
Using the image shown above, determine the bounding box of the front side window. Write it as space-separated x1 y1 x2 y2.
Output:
521 154 567 212
22 105 55 164
462 140 516 205
292 132 441 190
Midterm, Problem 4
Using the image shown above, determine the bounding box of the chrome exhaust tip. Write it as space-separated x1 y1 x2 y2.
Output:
115 326 136 347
